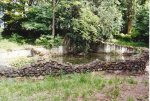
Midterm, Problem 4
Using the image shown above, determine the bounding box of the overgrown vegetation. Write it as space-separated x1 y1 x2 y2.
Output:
0 1 149 101
0 0 148 52
35 35 62 49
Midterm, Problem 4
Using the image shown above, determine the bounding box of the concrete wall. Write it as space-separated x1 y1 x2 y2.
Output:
49 46 68 56
96 42 136 54
0 43 136 60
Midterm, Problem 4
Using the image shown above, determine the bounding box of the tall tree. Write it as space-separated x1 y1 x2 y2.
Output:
126 0 137 34
119 0 144 34
52 0 55 37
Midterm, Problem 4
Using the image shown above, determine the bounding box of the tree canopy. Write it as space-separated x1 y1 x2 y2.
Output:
0 0 149 52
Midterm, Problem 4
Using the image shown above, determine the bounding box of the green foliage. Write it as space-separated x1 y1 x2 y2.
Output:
93 0 123 40
1 0 52 37
72 7 99 42
133 4 149 43
35 35 62 49
0 0 148 52
127 96 135 101
64 0 123 53
111 86 120 99
66 7 100 53
127 78 137 84
22 3 52 32
114 33 132 41
111 39 148 47
9 33 26 44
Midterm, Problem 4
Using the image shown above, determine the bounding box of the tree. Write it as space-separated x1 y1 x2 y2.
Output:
52 0 55 37
133 2 149 43
119 0 147 34
89 0 123 39
1 0 53 38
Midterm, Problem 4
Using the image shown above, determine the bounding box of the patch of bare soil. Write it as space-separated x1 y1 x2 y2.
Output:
95 72 149 101
118 74 149 101
118 84 148 101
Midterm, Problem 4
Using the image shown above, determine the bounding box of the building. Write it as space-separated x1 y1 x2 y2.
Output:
0 19 4 28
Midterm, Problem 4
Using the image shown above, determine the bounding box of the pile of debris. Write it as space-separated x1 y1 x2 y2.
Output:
0 49 149 77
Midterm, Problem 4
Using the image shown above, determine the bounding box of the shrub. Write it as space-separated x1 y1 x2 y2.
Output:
113 33 132 41
9 33 27 44
133 4 149 43
35 35 62 49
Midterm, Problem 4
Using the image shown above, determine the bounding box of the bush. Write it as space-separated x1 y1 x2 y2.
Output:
35 35 62 49
133 4 149 43
113 33 132 41
8 33 28 44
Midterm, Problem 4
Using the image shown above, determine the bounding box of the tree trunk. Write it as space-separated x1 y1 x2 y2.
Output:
52 0 55 37
127 17 132 34
127 0 133 34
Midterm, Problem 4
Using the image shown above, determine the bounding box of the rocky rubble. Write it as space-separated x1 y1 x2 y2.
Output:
0 49 149 77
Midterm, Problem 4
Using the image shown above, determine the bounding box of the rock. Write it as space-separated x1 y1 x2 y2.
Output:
0 48 149 77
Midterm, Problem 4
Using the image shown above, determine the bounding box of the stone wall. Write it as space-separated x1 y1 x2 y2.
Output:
0 49 148 77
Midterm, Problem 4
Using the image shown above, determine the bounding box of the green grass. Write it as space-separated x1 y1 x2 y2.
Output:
111 39 148 47
9 56 38 68
0 39 34 50
127 96 134 101
0 39 21 50
0 73 124 101
127 78 137 84
0 73 148 101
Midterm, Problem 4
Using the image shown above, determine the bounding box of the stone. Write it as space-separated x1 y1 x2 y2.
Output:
0 49 149 77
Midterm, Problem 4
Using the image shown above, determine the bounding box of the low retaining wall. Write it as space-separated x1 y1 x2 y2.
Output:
0 49 148 77
31 46 68 56
93 42 137 54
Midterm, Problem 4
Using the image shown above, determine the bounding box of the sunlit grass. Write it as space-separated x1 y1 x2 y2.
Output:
0 73 119 101
0 39 21 50
111 39 148 47
9 56 38 68
0 39 33 50
0 72 148 101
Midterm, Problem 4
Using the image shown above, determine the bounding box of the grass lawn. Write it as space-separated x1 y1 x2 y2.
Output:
0 72 148 101
0 39 21 50
111 39 148 48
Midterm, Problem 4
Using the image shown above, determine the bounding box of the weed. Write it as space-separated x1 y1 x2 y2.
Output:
127 78 137 84
127 96 134 101
111 86 120 99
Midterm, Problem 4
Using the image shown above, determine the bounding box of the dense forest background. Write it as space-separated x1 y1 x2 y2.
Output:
0 0 149 53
